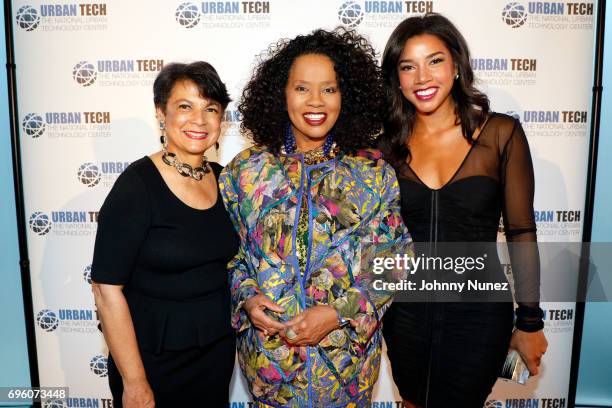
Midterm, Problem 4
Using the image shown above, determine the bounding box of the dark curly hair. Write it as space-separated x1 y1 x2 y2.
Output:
239 28 384 153
378 13 490 171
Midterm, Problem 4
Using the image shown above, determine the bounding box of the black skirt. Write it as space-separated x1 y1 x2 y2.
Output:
383 302 514 408
107 333 235 408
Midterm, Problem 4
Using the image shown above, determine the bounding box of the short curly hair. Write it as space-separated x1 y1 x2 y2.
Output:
239 28 384 153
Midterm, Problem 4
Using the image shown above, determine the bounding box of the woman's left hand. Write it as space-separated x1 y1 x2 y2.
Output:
509 329 548 376
281 305 339 346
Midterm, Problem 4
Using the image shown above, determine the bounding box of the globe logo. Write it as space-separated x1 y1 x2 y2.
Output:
22 113 45 138
338 1 364 28
73 61 97 87
16 5 40 31
90 355 108 377
36 309 59 332
77 162 101 187
83 264 93 284
29 211 52 235
485 400 504 408
176 2 200 28
502 2 528 28
506 111 522 121
43 400 65 408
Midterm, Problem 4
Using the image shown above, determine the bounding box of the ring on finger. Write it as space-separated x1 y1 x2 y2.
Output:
285 328 297 340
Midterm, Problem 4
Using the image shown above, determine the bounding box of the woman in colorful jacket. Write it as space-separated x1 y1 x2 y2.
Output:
220 28 411 407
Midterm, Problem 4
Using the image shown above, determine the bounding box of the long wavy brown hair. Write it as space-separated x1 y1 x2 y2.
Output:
378 13 490 172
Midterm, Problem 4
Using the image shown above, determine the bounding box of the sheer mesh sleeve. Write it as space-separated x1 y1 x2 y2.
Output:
501 119 541 311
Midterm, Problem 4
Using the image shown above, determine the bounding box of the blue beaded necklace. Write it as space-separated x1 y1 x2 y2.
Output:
284 123 334 156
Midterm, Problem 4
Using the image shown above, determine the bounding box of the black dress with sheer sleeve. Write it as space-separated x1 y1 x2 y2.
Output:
91 157 238 407
383 113 540 407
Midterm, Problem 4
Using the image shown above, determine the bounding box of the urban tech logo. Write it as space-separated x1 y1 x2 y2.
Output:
471 57 537 87
90 355 108 377
73 59 163 87
535 209 581 238
77 163 101 187
175 1 272 29
37 308 98 334
543 308 574 334
543 308 574 320
22 112 45 138
29 211 52 235
535 210 581 222
73 61 97 87
501 1 594 30
29 210 98 237
176 2 201 27
47 397 111 408
43 399 65 408
23 111 111 139
15 3 108 32
505 398 567 407
338 1 364 28
15 5 40 31
83 264 92 284
502 2 527 28
484 401 503 408
508 109 588 138
337 0 433 28
77 161 130 188
36 309 59 332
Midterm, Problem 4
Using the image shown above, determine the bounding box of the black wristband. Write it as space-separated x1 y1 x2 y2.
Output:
515 306 544 332
516 305 544 319
515 318 544 332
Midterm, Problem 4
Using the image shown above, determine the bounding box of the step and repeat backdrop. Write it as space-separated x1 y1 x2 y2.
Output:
14 0 595 407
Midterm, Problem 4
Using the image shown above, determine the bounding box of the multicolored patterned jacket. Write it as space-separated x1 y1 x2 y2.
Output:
220 146 410 407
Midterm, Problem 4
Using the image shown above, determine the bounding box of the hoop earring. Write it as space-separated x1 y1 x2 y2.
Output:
454 73 460 80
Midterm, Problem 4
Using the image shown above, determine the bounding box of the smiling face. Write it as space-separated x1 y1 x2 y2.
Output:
285 54 341 151
398 33 458 116
156 79 223 158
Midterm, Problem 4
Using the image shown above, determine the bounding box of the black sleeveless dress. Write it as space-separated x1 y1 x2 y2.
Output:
383 113 540 407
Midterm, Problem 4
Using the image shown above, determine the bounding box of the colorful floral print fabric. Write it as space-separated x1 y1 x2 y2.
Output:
220 146 411 407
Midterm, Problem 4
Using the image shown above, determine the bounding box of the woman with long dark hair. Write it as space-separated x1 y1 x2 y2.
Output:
379 13 548 407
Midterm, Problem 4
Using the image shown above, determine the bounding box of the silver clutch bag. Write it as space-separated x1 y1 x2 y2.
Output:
500 350 530 384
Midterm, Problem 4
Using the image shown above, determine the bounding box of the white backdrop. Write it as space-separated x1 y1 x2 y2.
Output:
14 0 595 406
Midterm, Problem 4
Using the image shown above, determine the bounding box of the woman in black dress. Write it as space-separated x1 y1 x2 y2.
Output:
379 14 548 407
91 62 238 407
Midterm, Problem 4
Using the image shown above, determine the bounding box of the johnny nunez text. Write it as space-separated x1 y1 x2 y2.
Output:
373 279 510 293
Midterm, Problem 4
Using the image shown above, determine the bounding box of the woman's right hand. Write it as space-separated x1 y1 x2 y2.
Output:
243 294 286 335
123 378 155 408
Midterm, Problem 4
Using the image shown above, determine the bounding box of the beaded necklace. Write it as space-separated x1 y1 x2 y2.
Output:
283 125 338 274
